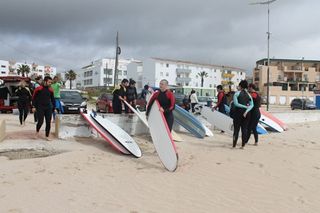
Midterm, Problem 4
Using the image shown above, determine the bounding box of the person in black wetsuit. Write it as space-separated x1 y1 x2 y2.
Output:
246 83 261 146
125 79 138 113
15 80 32 126
232 80 253 149
112 79 129 114
146 79 175 131
32 76 56 141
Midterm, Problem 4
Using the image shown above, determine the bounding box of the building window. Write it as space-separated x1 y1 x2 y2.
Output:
123 71 127 75
166 72 169 77
1 65 6 68
240 72 243 75
185 83 189 86
166 63 169 68
209 84 212 88
160 72 163 76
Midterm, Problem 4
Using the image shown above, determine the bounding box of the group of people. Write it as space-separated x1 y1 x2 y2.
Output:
214 80 261 149
15 75 63 141
112 78 139 114
16 75 260 147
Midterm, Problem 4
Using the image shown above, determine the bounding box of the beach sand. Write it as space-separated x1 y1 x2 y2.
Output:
0 113 320 213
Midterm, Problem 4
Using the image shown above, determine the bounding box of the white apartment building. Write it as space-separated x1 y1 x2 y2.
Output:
77 58 139 89
0 59 56 78
127 58 246 96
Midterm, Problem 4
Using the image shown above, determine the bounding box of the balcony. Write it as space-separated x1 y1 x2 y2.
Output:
176 77 191 84
176 68 191 75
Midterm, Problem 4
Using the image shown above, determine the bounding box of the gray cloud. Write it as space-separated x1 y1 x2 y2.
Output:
0 0 319 73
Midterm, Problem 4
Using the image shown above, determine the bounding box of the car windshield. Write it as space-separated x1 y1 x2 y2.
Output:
198 97 209 102
61 91 83 101
306 100 314 104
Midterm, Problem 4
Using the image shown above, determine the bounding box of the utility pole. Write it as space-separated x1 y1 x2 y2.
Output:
113 31 121 87
251 0 277 111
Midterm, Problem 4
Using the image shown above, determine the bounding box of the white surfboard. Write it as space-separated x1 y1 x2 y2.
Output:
90 111 142 158
80 111 130 155
260 114 284 133
148 100 178 172
124 100 184 142
201 107 234 135
203 125 214 137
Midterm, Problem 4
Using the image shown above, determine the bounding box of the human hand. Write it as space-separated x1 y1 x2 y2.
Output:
32 107 36 113
243 111 248 118
159 107 164 112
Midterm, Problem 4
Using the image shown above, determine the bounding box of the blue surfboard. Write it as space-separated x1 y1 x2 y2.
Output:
173 104 206 138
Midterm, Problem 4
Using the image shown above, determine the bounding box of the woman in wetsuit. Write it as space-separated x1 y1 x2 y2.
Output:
246 83 261 146
112 79 129 114
232 80 253 149
125 79 138 113
146 79 175 131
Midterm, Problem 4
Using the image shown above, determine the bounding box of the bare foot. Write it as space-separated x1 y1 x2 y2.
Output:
46 137 52 141
34 132 39 139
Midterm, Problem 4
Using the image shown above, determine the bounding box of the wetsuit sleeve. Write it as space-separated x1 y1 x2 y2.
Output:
215 93 224 107
134 87 138 100
32 86 41 108
245 92 254 113
145 91 158 117
166 91 175 113
49 88 56 109
233 91 247 109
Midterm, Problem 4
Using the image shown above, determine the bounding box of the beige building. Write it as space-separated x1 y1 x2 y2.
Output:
253 58 320 105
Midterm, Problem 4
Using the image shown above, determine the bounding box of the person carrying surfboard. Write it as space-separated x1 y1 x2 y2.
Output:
146 79 176 131
246 83 261 146
112 79 129 114
232 80 253 149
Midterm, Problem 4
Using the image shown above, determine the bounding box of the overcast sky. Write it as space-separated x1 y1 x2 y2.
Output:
0 0 319 74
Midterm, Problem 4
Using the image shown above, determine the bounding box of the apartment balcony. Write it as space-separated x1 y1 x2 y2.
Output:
176 77 191 84
176 68 191 75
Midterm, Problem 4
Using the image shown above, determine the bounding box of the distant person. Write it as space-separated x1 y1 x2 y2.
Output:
32 76 56 141
182 94 190 111
15 80 32 126
246 84 261 146
112 79 129 114
232 80 253 149
140 84 149 100
214 85 227 114
125 79 138 113
190 89 198 113
51 75 64 120
146 79 175 131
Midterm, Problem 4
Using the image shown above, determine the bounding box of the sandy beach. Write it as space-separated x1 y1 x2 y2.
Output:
0 113 320 213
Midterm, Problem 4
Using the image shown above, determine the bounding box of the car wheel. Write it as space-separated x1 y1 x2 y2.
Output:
96 105 100 112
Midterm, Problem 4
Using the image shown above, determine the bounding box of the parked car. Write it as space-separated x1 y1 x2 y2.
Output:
96 93 147 113
96 93 113 113
197 96 217 107
60 89 87 114
290 98 316 110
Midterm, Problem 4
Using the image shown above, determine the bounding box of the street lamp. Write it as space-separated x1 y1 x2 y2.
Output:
250 0 277 111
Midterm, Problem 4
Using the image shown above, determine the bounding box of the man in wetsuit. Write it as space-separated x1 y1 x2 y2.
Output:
112 79 129 114
32 76 56 141
146 79 175 131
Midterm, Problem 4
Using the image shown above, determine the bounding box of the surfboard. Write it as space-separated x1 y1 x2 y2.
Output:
148 100 178 172
123 100 184 142
173 105 206 138
259 114 284 133
80 110 130 155
260 108 288 130
90 111 142 158
201 106 234 135
256 123 268 134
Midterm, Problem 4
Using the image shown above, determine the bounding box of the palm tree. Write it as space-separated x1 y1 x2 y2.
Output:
65 69 77 89
197 71 208 96
17 64 31 77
